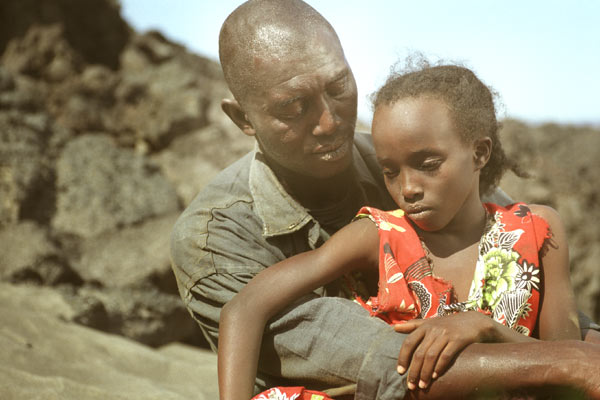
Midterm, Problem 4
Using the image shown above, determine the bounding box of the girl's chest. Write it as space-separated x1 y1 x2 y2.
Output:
426 242 480 302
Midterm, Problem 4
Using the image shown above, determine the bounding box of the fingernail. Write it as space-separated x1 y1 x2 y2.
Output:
407 381 416 390
397 365 406 374
432 372 438 379
419 380 427 389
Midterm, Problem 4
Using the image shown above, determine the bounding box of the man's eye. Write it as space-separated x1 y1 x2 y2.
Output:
383 169 398 178
277 101 305 119
327 77 347 97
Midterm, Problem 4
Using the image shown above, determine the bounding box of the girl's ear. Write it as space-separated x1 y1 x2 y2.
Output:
221 99 256 136
473 136 492 170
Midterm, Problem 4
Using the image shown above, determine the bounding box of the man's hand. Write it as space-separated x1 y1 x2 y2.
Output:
394 311 497 390
558 340 600 399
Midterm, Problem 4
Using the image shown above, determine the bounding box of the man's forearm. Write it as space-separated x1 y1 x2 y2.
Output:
409 340 600 399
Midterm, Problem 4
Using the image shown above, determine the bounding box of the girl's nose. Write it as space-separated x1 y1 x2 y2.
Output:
400 171 423 201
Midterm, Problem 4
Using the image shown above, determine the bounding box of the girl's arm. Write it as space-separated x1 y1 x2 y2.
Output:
529 204 581 340
217 218 379 400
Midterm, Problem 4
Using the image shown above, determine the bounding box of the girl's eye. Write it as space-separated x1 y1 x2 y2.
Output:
420 158 442 171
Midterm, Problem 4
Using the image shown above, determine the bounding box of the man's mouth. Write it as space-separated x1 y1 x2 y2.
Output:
312 139 350 162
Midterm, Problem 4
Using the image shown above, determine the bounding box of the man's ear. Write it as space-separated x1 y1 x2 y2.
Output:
221 99 256 136
473 136 492 170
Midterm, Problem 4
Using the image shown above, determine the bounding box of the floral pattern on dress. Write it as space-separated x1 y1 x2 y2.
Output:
353 203 550 336
458 206 545 332
252 387 331 400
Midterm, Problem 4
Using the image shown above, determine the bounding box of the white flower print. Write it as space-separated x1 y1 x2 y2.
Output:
254 388 300 400
514 261 540 291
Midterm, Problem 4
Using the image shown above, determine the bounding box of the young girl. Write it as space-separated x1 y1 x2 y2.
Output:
217 64 581 400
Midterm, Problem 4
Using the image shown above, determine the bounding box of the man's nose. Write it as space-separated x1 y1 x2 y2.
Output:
312 98 339 136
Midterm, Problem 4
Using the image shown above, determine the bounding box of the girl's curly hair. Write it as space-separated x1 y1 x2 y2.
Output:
372 60 526 195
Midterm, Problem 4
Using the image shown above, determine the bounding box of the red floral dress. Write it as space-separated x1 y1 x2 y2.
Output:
353 203 551 336
251 387 333 400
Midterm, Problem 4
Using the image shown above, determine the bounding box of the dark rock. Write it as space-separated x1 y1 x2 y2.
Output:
0 73 46 111
112 31 226 150
0 66 15 91
52 134 179 238
0 0 130 70
71 213 179 289
70 285 199 347
0 221 78 285
1 24 83 82
153 125 254 205
0 112 47 226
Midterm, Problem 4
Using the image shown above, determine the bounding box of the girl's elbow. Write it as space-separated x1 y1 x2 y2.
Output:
221 297 242 325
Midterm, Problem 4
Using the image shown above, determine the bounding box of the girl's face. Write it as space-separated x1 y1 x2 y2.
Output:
372 96 488 232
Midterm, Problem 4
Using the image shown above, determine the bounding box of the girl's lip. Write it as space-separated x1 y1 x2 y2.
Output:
404 206 431 216
404 206 429 214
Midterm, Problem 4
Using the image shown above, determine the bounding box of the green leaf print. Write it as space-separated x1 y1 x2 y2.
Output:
480 248 519 310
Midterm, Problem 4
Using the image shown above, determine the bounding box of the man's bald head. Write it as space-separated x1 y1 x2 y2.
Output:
219 0 344 103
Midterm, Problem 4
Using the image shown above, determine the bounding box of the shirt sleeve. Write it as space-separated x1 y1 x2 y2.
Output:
579 310 600 332
190 272 409 398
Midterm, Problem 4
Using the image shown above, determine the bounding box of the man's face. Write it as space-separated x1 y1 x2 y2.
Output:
240 32 358 179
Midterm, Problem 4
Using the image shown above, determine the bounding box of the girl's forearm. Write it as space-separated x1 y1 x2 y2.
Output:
218 298 268 400
488 320 536 344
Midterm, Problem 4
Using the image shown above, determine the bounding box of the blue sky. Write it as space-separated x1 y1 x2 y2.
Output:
120 1 600 126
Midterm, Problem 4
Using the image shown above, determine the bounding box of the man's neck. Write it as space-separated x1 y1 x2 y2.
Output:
268 159 355 210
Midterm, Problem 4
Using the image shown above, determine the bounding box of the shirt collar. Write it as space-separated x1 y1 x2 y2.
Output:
249 143 314 238
249 139 383 239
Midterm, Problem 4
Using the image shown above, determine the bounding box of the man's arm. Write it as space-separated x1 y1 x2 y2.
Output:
406 340 600 400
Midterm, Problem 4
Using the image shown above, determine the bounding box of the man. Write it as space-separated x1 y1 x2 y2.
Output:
170 0 600 398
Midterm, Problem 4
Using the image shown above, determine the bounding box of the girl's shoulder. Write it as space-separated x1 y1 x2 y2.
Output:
485 202 559 223
526 203 561 223
485 202 558 246
354 206 410 232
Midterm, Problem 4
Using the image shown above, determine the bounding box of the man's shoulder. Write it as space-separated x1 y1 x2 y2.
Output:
353 131 374 152
190 151 254 208
171 151 257 240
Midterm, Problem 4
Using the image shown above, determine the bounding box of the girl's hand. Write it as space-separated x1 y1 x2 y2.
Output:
394 311 496 391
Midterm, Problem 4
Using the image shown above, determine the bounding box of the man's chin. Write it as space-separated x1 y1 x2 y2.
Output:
309 152 354 180
312 139 352 164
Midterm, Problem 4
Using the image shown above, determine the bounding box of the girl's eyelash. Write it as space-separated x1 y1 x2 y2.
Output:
420 159 443 170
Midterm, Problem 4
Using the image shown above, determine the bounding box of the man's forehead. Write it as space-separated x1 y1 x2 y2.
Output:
252 24 295 52
249 22 336 59
250 52 349 99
